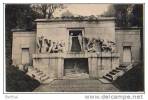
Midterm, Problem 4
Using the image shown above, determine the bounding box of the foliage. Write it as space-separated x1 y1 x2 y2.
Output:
113 63 144 91
5 4 37 30
6 65 40 92
5 4 34 66
102 4 143 27
31 4 65 18
61 10 74 18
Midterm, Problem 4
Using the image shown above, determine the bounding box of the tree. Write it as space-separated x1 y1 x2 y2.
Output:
5 4 40 66
102 4 143 27
61 10 74 18
31 4 65 18
102 4 144 63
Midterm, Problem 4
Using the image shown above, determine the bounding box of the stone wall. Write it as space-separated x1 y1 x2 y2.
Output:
36 19 115 52
12 31 36 65
33 53 64 79
33 53 119 79
115 28 141 63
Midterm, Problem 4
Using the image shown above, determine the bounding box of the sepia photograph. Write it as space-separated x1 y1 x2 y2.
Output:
5 3 144 92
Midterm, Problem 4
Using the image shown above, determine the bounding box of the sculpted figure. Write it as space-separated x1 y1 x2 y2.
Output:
87 38 97 52
36 37 41 53
108 41 116 52
44 39 52 52
51 42 58 53
36 36 44 53
47 40 53 53
57 41 65 53
40 36 44 53
42 38 48 53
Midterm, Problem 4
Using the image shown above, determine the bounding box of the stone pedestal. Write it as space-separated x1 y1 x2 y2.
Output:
32 52 120 79
88 52 120 78
33 53 64 79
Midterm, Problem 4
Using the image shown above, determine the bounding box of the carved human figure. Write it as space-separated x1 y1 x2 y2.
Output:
57 41 65 53
41 39 47 53
36 36 44 53
51 42 58 53
48 40 53 53
95 37 102 52
108 41 116 52
40 36 50 53
43 39 52 52
61 41 65 52
101 40 115 52
36 37 41 53
87 38 97 52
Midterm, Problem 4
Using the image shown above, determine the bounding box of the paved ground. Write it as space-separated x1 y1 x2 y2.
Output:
33 79 119 92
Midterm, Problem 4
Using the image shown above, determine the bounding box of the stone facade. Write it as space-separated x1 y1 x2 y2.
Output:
11 17 141 79
115 27 141 64
12 31 36 65
32 53 119 79
36 18 116 53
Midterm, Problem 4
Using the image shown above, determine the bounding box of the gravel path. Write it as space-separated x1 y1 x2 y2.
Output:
33 79 119 92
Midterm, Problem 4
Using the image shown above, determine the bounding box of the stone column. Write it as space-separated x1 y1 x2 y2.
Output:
91 57 98 78
57 57 64 79
49 58 56 79
97 57 101 77
88 54 98 79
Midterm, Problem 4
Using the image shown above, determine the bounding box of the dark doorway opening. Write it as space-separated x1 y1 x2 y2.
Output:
69 30 83 52
64 58 89 78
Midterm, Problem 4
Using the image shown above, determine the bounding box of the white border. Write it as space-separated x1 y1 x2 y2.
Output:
1 0 147 100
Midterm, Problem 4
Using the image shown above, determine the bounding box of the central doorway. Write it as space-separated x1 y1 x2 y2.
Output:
69 30 83 52
64 58 89 79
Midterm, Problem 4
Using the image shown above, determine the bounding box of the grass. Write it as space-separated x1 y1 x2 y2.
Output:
6 65 40 92
113 63 144 92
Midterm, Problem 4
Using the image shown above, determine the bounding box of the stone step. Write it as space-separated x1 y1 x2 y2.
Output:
28 67 34 72
112 69 120 73
109 71 115 75
26 67 54 84
34 68 41 73
106 74 113 78
114 69 122 72
26 72 34 78
37 71 43 76
29 69 39 73
41 76 50 81
116 67 124 70
119 65 127 68
40 74 46 78
109 71 116 75
36 70 41 73
102 64 134 83
107 73 115 77
103 75 113 82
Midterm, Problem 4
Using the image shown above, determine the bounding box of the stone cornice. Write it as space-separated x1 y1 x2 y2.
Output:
35 17 115 22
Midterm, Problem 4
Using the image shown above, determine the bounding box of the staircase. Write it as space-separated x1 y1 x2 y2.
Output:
102 64 133 82
26 67 53 84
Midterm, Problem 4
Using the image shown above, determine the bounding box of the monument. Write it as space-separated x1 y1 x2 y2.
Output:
11 17 141 79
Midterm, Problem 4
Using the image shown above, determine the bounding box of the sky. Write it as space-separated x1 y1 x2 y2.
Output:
53 4 111 17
